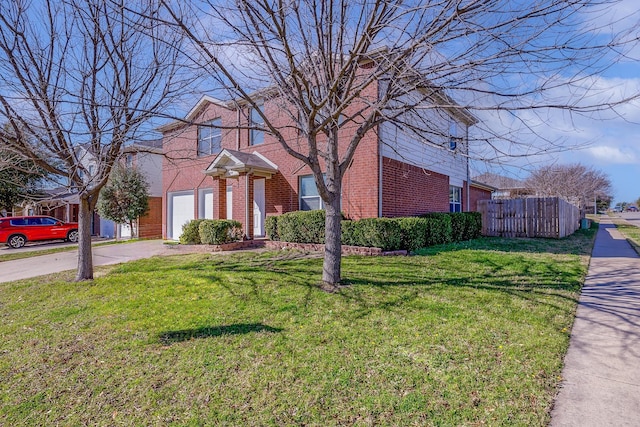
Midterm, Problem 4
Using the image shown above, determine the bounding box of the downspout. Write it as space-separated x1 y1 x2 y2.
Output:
465 124 470 212
378 81 384 218
378 127 383 218
236 108 241 150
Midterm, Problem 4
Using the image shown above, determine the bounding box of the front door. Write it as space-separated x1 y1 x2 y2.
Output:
226 186 233 220
253 178 265 237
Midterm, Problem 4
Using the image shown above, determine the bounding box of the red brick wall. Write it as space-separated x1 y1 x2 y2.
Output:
468 185 492 212
162 74 469 237
162 81 382 238
138 197 162 239
381 156 450 217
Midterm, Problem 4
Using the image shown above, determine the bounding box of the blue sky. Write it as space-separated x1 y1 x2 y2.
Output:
573 55 640 205
167 1 640 205
469 0 640 206
533 56 639 205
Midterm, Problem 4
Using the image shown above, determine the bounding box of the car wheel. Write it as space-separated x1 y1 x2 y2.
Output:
67 229 79 243
8 234 26 249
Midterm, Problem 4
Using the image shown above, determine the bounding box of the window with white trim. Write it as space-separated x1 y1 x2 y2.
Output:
448 119 463 151
299 175 324 211
198 118 222 156
250 104 264 145
450 186 462 212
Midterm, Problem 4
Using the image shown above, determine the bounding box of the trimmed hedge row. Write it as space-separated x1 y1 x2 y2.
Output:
342 218 402 251
267 210 482 251
420 212 482 243
276 209 326 244
180 219 243 245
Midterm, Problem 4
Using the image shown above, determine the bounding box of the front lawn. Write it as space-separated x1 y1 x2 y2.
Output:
0 229 595 426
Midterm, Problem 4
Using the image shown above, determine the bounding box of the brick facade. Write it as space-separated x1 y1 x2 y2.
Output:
138 197 162 239
468 185 493 212
381 156 450 217
161 83 490 240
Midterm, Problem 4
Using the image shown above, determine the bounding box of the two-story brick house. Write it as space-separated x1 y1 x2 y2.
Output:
160 85 491 240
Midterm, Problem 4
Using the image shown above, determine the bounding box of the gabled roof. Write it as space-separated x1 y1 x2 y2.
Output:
158 48 478 134
157 95 231 133
204 149 278 179
123 139 163 154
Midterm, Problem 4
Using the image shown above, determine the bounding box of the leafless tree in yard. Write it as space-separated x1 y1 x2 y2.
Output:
525 163 613 213
160 0 639 286
0 0 186 280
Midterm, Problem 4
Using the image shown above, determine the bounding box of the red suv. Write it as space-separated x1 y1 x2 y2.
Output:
0 216 79 249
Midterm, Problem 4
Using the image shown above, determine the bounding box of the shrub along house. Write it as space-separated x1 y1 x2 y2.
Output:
160 82 491 241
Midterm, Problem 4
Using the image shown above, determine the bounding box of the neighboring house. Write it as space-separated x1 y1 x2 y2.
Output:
160 86 492 241
17 140 163 239
14 187 86 227
101 139 164 239
473 173 532 200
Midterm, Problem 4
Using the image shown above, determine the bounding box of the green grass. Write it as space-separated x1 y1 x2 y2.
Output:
0 228 596 426
610 217 640 255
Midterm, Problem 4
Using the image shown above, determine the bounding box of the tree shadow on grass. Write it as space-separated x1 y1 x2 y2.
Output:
159 323 283 345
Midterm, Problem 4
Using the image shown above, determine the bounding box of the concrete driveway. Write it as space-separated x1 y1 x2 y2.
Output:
0 240 185 283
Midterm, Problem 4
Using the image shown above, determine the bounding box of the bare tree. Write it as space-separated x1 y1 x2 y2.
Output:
0 0 185 280
525 163 613 213
160 0 638 285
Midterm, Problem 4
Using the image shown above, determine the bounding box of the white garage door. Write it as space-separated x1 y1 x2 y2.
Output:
168 192 194 240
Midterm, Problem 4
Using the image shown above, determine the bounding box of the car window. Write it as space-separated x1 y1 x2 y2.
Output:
41 217 58 225
10 218 28 226
28 218 41 225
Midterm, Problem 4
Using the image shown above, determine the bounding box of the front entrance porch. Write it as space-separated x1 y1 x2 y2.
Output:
204 149 278 239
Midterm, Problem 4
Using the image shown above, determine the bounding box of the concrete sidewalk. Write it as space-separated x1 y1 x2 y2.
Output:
550 217 640 426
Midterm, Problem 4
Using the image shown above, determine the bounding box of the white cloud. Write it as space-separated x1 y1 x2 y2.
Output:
586 145 639 164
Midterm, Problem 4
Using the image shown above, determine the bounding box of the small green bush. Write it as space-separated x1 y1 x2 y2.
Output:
277 210 326 243
393 217 429 252
420 213 453 246
341 218 402 251
465 212 483 240
449 213 468 242
419 212 483 244
198 219 243 245
340 220 357 246
265 216 279 241
179 219 206 245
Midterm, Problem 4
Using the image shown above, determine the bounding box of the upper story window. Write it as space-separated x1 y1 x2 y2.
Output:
449 185 462 212
449 119 462 151
198 118 222 156
250 104 264 145
125 154 133 168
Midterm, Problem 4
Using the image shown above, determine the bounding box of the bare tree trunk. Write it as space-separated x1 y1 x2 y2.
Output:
75 194 94 281
322 192 342 287
130 220 136 239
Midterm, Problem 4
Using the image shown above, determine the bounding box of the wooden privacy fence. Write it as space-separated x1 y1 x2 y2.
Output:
478 197 581 238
